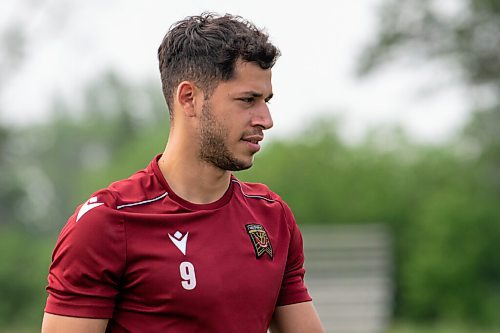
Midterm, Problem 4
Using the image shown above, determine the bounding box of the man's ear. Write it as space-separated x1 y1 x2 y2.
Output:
176 81 201 117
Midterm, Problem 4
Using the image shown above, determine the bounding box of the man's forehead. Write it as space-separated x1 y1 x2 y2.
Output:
228 63 272 92
233 60 272 77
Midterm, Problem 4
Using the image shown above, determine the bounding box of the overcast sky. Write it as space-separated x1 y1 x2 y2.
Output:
1 0 469 143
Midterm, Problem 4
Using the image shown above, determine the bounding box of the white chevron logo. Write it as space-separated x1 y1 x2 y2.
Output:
76 196 104 222
168 231 188 255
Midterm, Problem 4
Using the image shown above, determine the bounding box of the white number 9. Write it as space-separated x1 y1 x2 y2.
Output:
179 261 197 290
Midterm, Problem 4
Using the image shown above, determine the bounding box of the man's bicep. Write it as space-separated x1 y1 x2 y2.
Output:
269 301 324 333
42 313 108 333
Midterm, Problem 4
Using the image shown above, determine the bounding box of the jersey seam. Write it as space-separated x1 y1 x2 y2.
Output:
103 189 129 287
277 200 295 235
121 212 128 282
116 192 169 210
231 179 275 203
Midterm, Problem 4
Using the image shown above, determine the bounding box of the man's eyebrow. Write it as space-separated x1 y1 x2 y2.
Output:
240 91 274 100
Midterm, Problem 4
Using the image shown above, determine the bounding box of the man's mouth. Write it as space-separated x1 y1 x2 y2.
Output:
241 134 264 152
241 134 264 144
242 138 260 144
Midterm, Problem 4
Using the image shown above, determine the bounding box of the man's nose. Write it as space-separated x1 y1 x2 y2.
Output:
251 102 273 130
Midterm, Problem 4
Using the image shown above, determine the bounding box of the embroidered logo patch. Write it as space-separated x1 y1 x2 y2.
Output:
245 224 273 259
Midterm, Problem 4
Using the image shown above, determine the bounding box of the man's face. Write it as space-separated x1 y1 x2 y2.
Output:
198 60 274 171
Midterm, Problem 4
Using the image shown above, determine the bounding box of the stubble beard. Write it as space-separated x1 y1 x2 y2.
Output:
198 103 252 171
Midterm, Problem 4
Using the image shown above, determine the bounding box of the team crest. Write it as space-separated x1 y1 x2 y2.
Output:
245 224 273 259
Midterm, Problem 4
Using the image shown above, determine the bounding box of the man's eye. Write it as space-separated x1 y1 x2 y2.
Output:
239 97 254 103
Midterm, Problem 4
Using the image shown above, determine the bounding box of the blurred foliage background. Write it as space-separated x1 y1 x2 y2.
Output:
1 0 500 332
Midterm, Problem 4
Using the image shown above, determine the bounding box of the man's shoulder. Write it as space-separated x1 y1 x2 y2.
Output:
231 178 298 229
81 163 164 212
231 178 283 203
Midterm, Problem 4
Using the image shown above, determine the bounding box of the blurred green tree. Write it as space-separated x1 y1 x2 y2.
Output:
0 125 29 231
358 0 500 325
0 72 168 330
359 0 500 183
6 72 168 231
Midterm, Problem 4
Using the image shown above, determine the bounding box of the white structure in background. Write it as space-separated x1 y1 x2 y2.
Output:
303 224 393 333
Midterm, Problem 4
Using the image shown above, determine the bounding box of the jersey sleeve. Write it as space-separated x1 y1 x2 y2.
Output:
275 201 312 306
45 190 126 318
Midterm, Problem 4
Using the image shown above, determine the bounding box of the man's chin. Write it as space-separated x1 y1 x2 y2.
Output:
226 157 254 172
227 161 253 172
205 158 252 172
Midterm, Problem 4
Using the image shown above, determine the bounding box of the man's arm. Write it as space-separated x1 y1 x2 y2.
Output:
41 313 108 333
269 301 324 333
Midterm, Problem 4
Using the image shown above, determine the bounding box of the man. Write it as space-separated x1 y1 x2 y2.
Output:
42 13 324 333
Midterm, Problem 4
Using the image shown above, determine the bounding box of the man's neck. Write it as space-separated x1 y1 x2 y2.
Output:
158 147 232 205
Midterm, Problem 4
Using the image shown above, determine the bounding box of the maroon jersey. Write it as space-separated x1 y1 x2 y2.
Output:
45 155 311 332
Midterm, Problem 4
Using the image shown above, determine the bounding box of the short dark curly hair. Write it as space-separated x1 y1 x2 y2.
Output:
158 12 280 116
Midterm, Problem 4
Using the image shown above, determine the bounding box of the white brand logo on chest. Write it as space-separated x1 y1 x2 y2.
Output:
168 231 189 255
